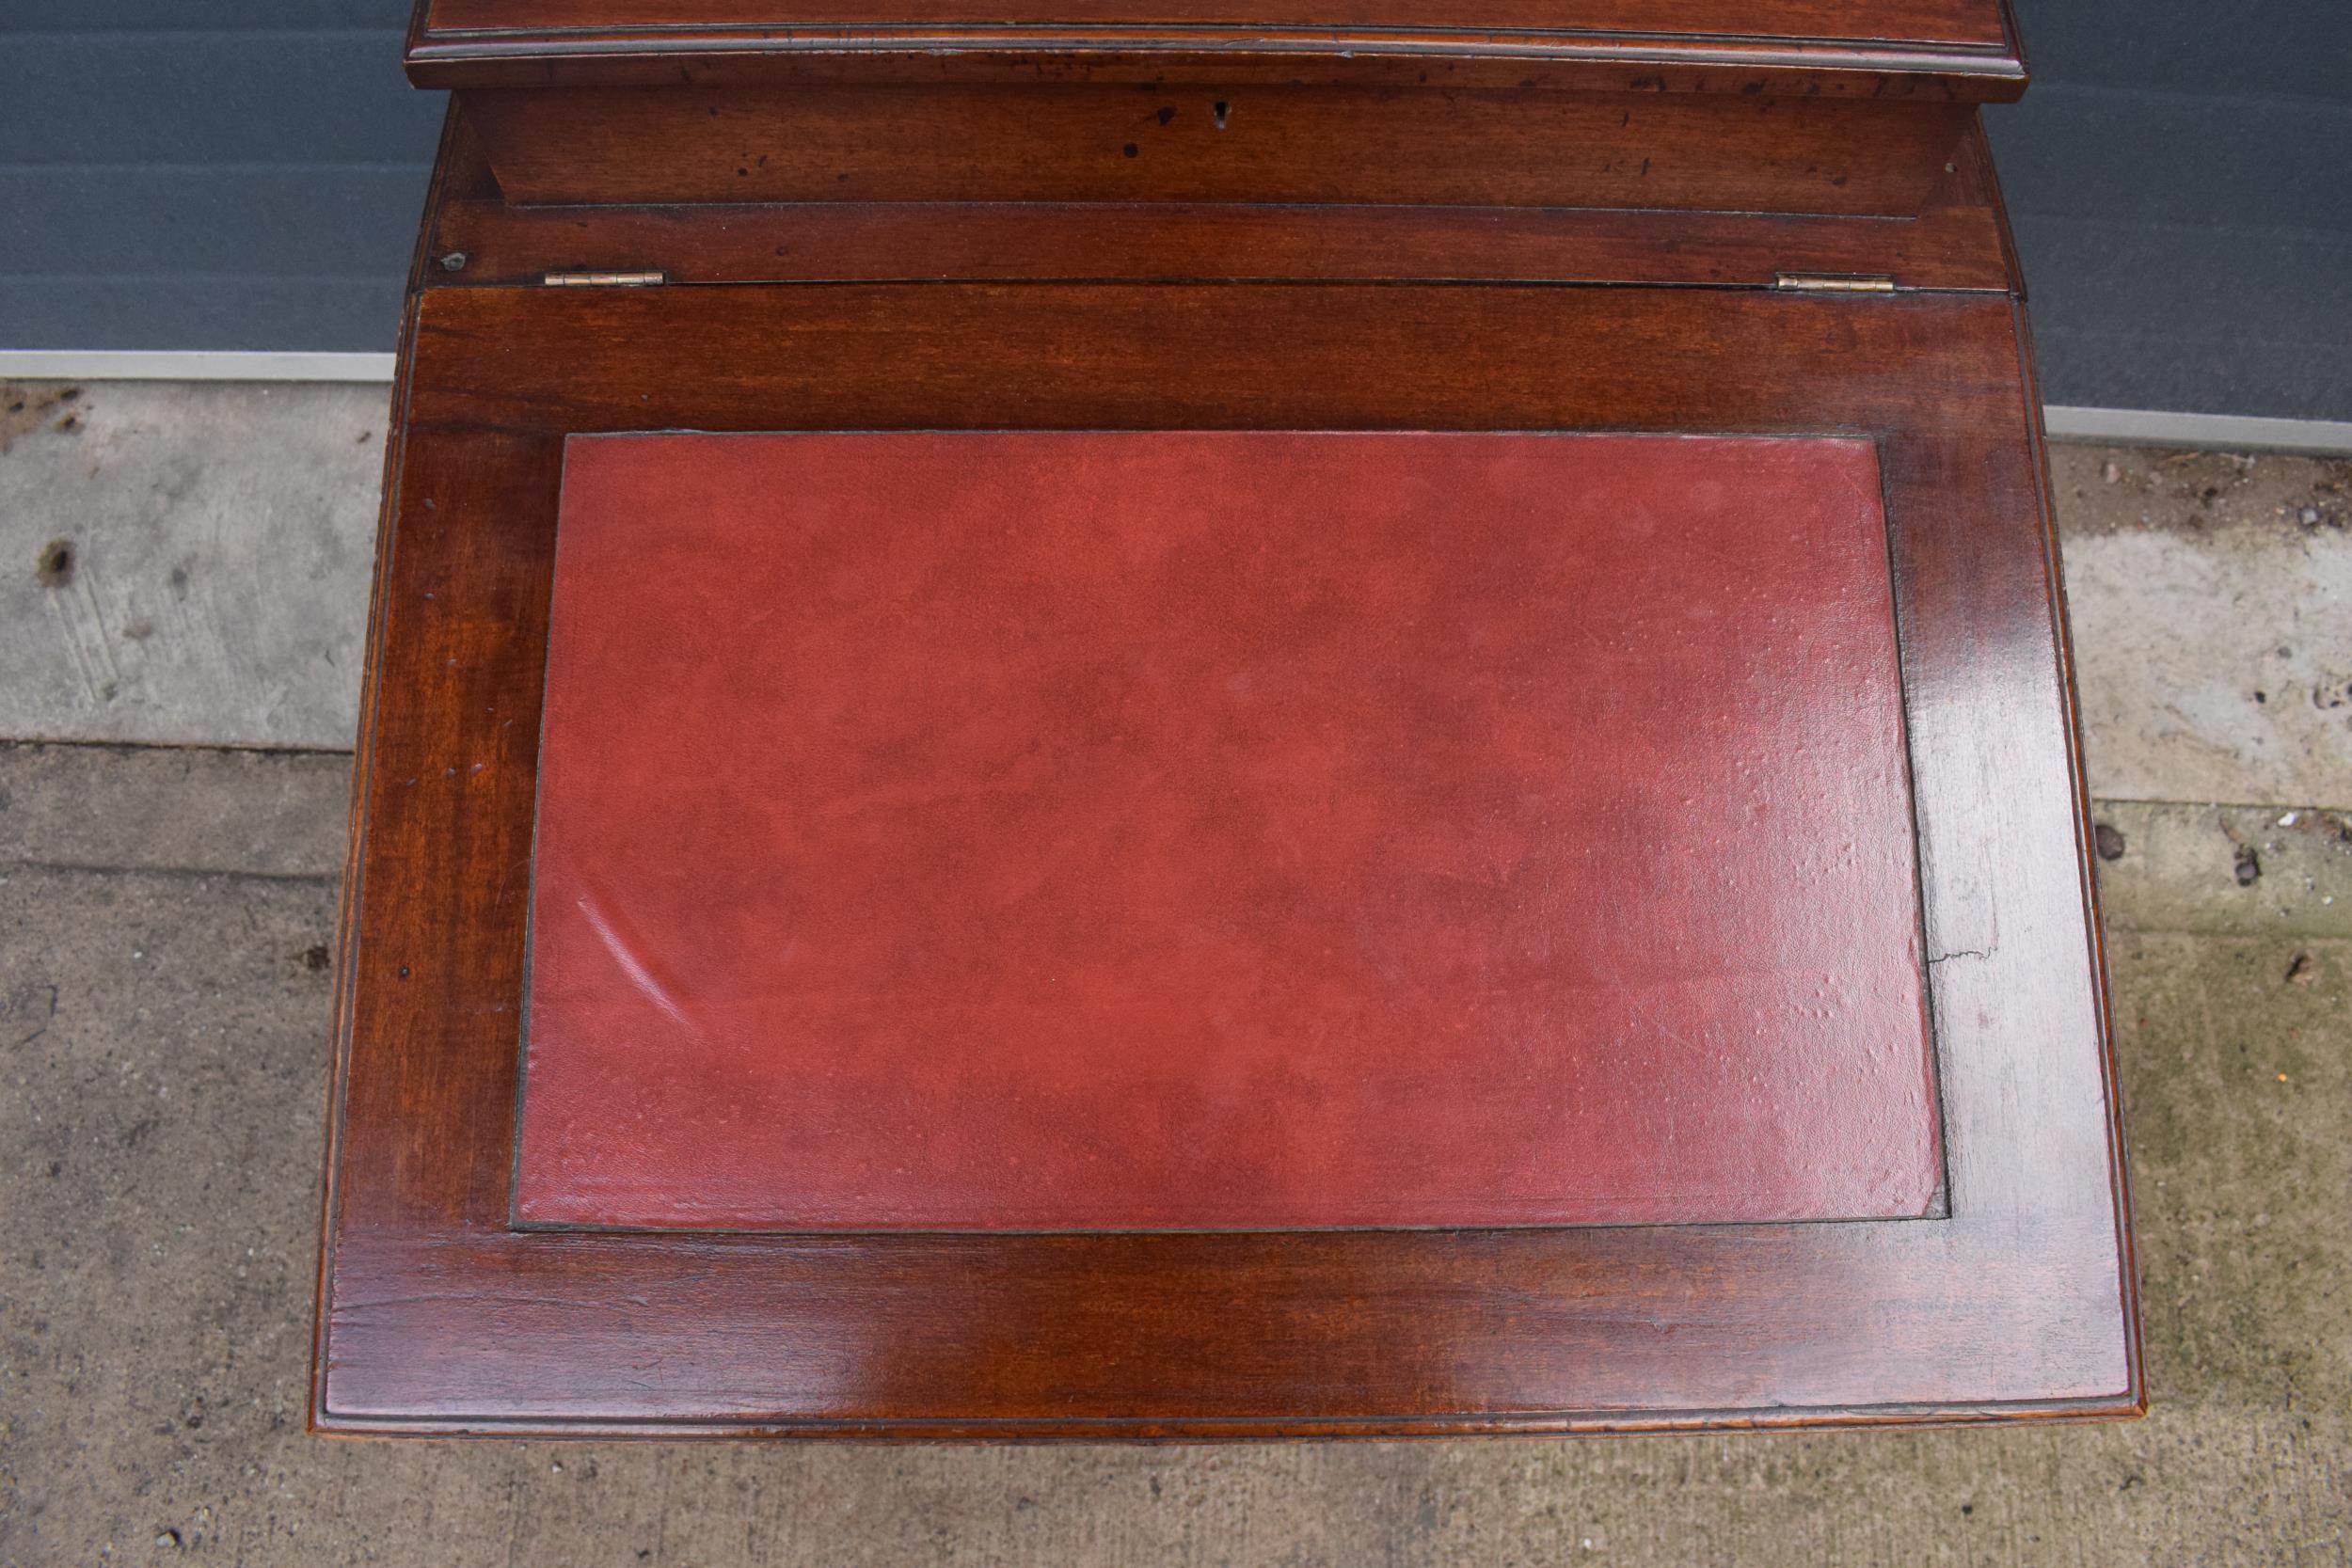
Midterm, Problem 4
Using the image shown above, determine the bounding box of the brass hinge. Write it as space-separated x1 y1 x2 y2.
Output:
541 269 667 288
1772 273 1900 294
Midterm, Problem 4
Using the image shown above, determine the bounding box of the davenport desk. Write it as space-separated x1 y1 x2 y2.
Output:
311 0 2143 1436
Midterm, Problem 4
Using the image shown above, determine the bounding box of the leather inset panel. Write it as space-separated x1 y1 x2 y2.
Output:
516 431 1937 1231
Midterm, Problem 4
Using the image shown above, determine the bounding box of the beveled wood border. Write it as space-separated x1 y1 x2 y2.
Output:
312 146 2137 1436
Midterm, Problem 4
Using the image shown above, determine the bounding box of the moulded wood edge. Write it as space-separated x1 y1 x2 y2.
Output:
403 37 2026 101
309 1387 2146 1440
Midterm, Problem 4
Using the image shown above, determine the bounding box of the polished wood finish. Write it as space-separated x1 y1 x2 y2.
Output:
435 195 2013 291
421 0 2012 46
319 0 2134 1433
407 0 2024 99
315 186 2139 1431
419 0 2014 223
464 83 1972 214
425 116 2012 289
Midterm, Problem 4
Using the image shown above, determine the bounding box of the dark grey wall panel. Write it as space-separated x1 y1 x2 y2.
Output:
2015 216 2352 420
0 277 421 356
7 34 436 166
0 4 439 356
1996 87 2351 233
1984 0 2351 420
3 169 426 278
1994 0 2351 103
0 4 416 26
1 1 2346 422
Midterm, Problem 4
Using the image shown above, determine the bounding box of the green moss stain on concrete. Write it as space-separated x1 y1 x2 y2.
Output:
2114 932 2347 1415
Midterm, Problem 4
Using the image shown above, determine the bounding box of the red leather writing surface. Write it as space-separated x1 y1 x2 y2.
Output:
517 432 1937 1231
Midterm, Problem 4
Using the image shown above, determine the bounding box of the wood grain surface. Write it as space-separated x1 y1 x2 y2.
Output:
313 261 2137 1433
423 112 2014 290
421 0 2011 47
406 0 2025 99
463 84 1973 214
431 196 2014 291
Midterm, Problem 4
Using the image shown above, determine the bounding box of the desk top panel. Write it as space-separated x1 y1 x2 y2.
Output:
515 430 1939 1233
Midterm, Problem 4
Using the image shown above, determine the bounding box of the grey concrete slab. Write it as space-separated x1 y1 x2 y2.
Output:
2090 800 2351 939
6 385 2348 812
2 744 2347 1564
0 740 350 880
0 380 384 751
2055 446 2352 808
5 386 2347 1559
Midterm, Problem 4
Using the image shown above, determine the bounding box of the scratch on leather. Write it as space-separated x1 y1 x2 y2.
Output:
575 890 700 1037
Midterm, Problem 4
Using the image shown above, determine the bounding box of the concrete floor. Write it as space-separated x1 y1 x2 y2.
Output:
1 382 2347 1564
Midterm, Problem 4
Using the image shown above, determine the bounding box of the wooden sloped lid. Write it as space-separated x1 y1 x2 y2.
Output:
406 0 2026 97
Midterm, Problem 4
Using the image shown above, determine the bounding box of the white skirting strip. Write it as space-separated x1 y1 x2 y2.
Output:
0 350 398 383
5 353 2349 455
2041 405 2352 457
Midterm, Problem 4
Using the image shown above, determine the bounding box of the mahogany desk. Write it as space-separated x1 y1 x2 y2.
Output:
313 0 2142 1436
